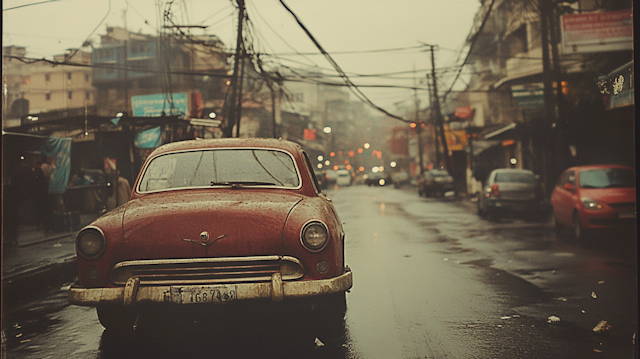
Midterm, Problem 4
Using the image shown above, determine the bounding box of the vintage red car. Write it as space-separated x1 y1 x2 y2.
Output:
550 164 636 242
68 138 352 332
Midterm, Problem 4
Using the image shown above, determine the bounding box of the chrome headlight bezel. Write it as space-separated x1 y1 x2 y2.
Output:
76 226 106 260
300 220 329 252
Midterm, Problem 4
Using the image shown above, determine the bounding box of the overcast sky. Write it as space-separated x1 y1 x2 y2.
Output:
3 0 481 113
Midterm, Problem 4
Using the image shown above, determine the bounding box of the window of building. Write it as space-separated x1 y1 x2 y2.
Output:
45 74 51 82
68 91 73 99
86 91 90 100
67 73 72 80
46 93 51 101
85 73 90 82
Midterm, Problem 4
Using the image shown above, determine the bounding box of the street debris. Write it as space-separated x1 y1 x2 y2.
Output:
443 258 449 261
593 320 612 334
591 291 597 299
314 338 324 347
598 281 605 284
593 349 603 353
554 297 567 302
20 339 31 344
547 316 561 324
582 310 586 314
500 316 511 320
497 324 503 328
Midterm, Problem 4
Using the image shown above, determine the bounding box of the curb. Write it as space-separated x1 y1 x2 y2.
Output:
18 232 74 248
2 256 78 306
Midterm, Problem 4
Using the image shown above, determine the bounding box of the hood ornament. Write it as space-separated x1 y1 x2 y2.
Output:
182 231 227 248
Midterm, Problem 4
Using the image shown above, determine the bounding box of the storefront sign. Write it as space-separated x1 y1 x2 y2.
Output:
561 10 633 54
132 93 188 118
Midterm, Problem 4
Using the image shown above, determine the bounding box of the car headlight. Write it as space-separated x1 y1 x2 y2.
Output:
301 221 329 251
76 227 106 259
581 197 604 210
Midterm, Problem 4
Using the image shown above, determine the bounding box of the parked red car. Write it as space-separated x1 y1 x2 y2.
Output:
550 164 636 242
68 138 352 333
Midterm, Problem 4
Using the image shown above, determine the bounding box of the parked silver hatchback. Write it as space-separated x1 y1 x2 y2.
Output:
477 169 546 221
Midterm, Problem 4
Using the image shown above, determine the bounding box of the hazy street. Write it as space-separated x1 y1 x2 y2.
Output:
3 185 636 358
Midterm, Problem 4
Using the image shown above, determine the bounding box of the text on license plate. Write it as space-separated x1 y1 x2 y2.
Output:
171 285 237 304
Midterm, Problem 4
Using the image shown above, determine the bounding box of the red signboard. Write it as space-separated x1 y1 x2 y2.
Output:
561 10 632 54
454 106 472 119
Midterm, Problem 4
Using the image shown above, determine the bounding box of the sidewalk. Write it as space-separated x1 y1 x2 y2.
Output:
2 212 104 288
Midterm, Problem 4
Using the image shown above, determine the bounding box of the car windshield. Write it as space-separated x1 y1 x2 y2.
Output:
494 172 535 184
579 168 635 189
138 149 300 192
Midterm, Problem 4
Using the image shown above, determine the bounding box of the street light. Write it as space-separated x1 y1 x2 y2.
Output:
364 143 370 149
323 126 332 134
317 155 323 161
390 161 397 168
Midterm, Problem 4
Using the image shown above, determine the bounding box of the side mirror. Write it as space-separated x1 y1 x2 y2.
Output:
563 182 574 191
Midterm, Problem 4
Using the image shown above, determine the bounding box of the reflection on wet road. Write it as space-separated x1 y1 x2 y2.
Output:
3 185 636 358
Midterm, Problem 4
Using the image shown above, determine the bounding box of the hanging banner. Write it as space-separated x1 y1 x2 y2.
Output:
134 127 162 149
41 137 72 195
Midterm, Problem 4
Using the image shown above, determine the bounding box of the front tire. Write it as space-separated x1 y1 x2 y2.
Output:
97 305 137 331
573 211 591 245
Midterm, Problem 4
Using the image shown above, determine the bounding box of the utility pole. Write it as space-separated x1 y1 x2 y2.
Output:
225 0 245 138
427 74 440 168
539 0 554 195
549 2 566 182
414 85 424 176
235 48 245 138
429 45 452 171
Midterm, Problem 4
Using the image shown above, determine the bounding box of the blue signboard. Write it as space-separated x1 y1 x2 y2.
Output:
131 93 187 118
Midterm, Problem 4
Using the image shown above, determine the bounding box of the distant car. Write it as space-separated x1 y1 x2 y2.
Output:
550 164 636 242
418 169 454 197
391 171 410 188
364 172 386 186
336 169 352 186
324 169 338 187
68 138 352 334
477 169 545 220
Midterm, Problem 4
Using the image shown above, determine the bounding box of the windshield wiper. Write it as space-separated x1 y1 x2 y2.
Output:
210 181 277 188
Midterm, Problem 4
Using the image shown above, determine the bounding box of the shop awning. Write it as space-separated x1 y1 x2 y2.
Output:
484 123 517 140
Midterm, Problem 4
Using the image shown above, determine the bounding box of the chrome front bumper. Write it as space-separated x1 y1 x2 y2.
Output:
68 269 352 307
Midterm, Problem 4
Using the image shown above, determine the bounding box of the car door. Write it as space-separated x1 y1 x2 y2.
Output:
552 170 575 225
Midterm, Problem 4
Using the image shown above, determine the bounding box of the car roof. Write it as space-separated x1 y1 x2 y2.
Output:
568 164 634 172
149 138 302 158
491 168 534 174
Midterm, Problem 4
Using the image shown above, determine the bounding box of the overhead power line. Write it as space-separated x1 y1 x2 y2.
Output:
278 0 410 123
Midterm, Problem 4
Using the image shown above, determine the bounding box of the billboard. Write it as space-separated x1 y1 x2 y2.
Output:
561 10 632 54
131 93 188 118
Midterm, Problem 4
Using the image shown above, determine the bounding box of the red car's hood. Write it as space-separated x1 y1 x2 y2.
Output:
122 190 303 260
581 187 636 205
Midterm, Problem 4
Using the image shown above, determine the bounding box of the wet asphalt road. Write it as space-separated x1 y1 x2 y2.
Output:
2 185 637 358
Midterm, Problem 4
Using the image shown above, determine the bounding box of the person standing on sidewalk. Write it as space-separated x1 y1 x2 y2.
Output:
116 170 131 207
16 151 49 230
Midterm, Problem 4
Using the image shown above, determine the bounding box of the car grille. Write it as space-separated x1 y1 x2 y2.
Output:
110 256 305 286
607 202 635 209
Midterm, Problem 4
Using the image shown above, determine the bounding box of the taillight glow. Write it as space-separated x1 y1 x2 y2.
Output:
491 183 500 197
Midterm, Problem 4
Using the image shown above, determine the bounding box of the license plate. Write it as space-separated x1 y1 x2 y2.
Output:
619 212 636 219
171 285 237 304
